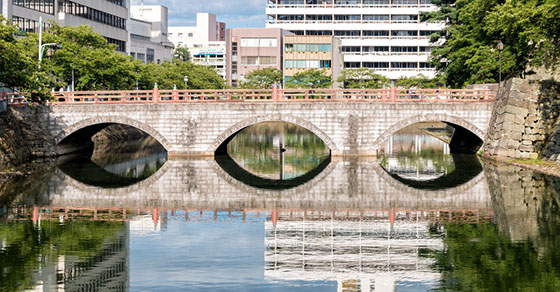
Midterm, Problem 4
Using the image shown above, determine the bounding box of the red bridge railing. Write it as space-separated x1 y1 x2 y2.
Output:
3 88 495 106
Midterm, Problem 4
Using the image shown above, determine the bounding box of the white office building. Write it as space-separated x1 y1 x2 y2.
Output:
169 13 227 79
129 4 174 63
2 0 130 53
265 0 444 80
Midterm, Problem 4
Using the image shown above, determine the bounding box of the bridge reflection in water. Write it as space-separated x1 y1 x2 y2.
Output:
2 124 560 291
2 160 560 291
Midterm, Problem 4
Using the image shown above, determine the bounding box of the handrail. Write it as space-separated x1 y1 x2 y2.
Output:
44 88 495 105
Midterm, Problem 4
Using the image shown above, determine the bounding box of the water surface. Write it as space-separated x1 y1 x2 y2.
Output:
1 123 559 291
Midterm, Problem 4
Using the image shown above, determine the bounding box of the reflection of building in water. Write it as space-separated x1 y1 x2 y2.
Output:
28 225 129 292
383 156 453 181
383 134 451 156
265 210 445 292
382 133 453 181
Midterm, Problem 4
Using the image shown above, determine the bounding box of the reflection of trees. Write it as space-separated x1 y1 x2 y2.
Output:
0 220 125 291
431 223 560 291
227 122 330 179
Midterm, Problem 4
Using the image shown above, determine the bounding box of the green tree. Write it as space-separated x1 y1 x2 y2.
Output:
240 68 283 89
138 61 224 90
423 0 560 87
395 74 445 88
286 69 332 89
337 68 389 89
0 17 52 101
174 47 191 62
39 24 140 90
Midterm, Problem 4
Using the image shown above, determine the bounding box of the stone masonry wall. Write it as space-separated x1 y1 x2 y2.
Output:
0 110 32 168
0 106 57 168
484 69 560 160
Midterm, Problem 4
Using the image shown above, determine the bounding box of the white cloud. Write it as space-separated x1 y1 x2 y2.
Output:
135 0 266 28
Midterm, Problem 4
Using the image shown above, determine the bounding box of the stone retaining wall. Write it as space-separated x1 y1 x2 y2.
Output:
0 107 57 168
484 69 560 161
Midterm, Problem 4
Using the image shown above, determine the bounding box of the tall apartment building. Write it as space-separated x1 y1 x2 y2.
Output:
226 28 293 87
130 5 174 64
283 35 343 87
265 0 444 80
2 0 130 52
169 13 227 79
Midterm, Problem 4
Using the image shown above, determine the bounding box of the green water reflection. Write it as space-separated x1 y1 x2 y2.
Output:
378 125 483 190
0 220 127 291
226 122 330 180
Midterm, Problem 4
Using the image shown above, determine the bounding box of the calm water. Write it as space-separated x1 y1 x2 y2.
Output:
1 123 560 291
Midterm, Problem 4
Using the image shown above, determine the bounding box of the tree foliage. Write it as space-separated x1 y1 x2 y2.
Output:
432 223 560 291
286 69 332 89
395 74 446 88
0 20 225 103
423 0 560 87
337 68 389 89
239 68 283 89
174 47 191 62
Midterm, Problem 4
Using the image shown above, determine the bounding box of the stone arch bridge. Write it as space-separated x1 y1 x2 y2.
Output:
8 89 495 156
47 103 493 156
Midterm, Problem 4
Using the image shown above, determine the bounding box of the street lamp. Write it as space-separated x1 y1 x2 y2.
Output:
497 41 504 97
184 75 189 90
46 48 55 77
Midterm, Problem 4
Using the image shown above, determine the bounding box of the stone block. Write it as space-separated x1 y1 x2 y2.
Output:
519 145 535 152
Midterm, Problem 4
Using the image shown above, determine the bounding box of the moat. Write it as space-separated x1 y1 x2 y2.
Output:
1 122 559 291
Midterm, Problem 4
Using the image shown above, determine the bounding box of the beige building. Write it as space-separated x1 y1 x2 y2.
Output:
226 28 293 87
283 35 342 88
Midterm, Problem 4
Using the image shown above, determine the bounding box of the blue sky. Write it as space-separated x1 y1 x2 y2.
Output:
137 0 267 28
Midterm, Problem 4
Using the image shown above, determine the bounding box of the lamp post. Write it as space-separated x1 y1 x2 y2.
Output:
497 41 504 97
46 48 55 76
184 75 189 90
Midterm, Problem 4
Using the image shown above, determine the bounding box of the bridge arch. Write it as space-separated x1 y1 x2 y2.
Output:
56 116 172 154
210 114 339 154
372 114 485 152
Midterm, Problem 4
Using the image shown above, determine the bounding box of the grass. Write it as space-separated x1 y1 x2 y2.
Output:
509 158 558 166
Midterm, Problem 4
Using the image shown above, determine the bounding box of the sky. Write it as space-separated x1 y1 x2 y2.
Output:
136 0 267 28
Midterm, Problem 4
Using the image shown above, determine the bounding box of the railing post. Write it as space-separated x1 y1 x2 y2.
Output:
390 87 396 101
153 83 159 104
172 88 178 101
272 85 279 101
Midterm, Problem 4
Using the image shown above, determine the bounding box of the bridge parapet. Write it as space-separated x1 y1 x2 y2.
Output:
42 88 495 105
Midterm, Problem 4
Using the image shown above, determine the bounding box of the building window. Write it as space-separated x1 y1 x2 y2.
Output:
241 56 277 66
106 37 126 52
391 62 418 68
344 62 361 69
12 16 50 33
188 33 193 37
105 0 125 7
59 1 127 30
286 43 331 52
147 48 155 63
12 0 55 14
285 59 331 69
240 38 278 47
